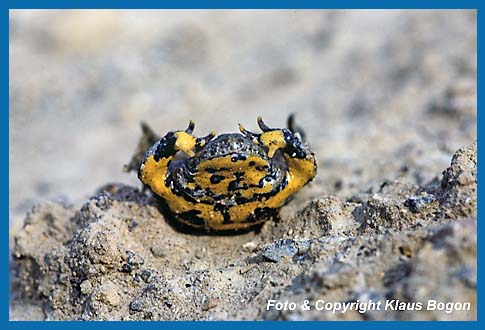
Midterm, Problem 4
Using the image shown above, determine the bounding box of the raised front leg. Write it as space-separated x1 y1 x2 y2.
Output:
257 116 317 196
138 121 199 200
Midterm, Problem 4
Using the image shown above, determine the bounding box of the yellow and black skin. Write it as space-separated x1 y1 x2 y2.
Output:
138 116 317 231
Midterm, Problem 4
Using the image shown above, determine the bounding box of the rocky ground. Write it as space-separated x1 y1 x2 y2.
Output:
9 10 476 320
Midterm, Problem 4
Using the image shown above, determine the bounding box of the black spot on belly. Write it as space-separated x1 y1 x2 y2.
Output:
245 207 277 223
249 161 256 166
210 174 225 184
205 167 230 174
179 210 206 226
214 203 231 224
256 165 270 172
228 172 245 191
234 172 245 178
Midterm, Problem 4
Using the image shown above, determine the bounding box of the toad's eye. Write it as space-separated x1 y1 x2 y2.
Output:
281 129 307 159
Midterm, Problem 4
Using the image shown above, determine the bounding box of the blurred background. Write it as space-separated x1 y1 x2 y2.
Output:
9 10 476 232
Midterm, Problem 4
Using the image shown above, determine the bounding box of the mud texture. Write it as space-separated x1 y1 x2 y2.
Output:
10 10 476 320
11 142 476 320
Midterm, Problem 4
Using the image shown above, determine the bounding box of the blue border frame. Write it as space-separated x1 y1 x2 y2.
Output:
3 0 481 9
5 0 480 328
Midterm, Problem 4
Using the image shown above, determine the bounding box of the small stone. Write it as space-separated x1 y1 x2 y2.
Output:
150 246 166 258
93 281 121 307
128 218 138 230
129 299 144 312
242 241 258 252
262 239 298 262
121 263 133 273
295 239 312 255
140 269 153 283
405 193 436 213
202 298 219 311
125 250 145 267
80 280 93 295
121 251 145 273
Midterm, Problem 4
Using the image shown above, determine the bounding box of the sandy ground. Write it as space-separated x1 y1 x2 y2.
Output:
9 10 476 320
